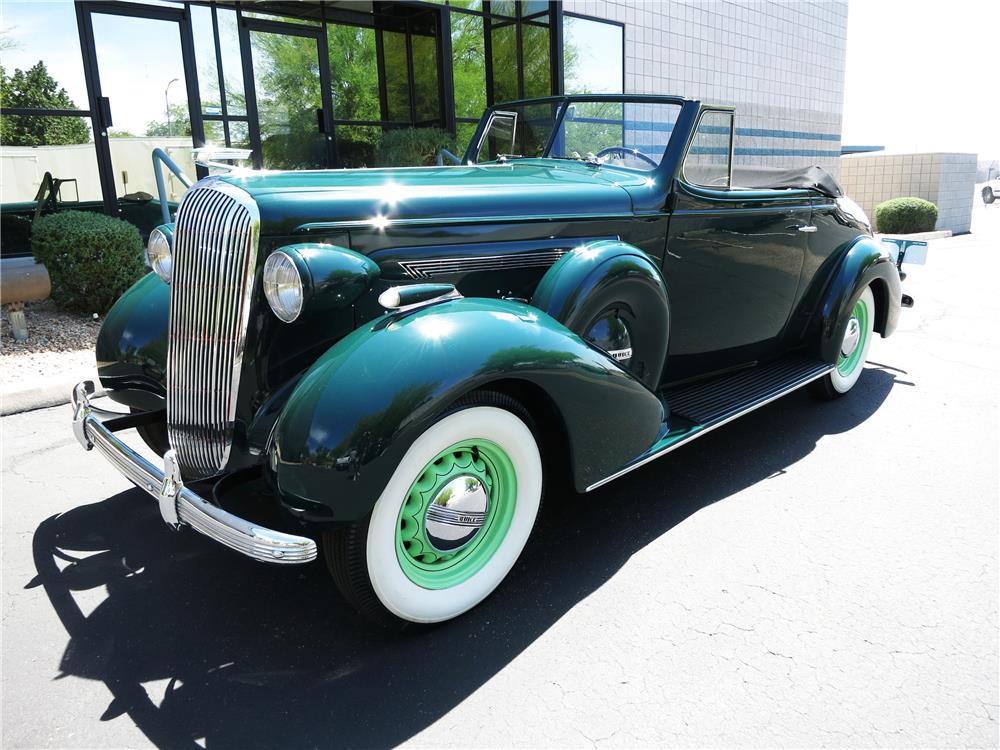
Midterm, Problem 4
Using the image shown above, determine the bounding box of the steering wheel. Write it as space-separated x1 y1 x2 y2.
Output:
595 146 657 168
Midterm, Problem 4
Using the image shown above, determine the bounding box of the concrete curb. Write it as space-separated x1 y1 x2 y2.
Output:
0 372 101 417
876 230 952 241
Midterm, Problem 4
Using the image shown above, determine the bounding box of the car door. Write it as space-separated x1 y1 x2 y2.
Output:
662 109 812 384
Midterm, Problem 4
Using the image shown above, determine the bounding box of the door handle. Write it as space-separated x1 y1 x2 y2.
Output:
796 225 818 233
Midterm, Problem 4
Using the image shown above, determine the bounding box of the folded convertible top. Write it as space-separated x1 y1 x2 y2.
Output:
731 165 844 198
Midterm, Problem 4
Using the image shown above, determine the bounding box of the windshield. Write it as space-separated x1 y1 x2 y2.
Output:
472 98 682 171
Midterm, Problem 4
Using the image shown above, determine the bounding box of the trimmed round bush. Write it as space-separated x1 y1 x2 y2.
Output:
31 210 145 314
874 197 938 234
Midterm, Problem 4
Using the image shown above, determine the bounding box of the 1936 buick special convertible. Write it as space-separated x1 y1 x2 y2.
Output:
71 95 910 626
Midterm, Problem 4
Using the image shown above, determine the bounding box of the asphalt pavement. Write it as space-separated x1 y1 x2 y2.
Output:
2 203 997 749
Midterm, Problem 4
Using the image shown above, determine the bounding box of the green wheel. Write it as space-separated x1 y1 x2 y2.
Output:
325 391 543 626
811 285 876 400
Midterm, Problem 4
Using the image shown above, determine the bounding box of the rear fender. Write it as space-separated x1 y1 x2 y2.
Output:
271 297 664 523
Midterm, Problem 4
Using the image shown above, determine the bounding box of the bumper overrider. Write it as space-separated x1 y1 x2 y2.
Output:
71 381 317 564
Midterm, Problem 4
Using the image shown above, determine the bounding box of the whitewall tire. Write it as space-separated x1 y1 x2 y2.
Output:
325 392 543 626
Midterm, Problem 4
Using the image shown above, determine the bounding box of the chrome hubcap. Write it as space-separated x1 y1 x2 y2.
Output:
841 317 861 358
424 475 489 552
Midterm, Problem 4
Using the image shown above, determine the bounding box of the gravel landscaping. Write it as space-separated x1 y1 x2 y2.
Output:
0 300 100 388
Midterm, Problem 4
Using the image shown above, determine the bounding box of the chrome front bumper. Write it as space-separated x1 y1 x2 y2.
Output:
71 382 317 564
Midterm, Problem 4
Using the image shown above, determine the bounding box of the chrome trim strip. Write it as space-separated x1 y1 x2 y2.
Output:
296 211 645 233
584 365 834 492
397 249 568 279
72 383 317 564
167 179 260 478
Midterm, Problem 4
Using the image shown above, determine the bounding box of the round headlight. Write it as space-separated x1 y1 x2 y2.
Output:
262 251 305 322
146 226 173 283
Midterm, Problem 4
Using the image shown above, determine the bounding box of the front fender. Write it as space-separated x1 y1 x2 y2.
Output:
812 236 902 363
271 297 664 523
95 272 169 411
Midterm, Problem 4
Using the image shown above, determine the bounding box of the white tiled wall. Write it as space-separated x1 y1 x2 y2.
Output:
563 0 848 173
839 153 978 234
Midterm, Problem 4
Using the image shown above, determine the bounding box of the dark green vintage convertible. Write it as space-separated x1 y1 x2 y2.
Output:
72 95 907 625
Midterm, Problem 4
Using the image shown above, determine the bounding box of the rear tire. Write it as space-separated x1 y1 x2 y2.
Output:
983 187 996 205
810 285 876 400
324 391 543 627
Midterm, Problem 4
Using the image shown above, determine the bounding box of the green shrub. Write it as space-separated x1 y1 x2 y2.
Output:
874 196 938 234
31 210 145 314
374 127 457 167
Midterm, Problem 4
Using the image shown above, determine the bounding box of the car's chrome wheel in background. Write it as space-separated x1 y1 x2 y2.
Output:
983 187 996 205
325 392 542 626
810 285 876 400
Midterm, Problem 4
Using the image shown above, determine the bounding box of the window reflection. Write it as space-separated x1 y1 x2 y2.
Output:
490 21 518 102
0 1 89 109
382 30 410 122
328 25 379 122
564 15 624 95
451 12 486 119
521 20 550 99
412 34 440 123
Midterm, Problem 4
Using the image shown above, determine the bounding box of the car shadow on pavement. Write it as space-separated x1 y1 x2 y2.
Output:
29 368 899 749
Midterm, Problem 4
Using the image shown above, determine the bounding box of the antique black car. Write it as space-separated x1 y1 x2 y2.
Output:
72 95 908 625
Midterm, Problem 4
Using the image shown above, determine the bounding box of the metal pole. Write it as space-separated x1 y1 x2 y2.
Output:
165 77 179 136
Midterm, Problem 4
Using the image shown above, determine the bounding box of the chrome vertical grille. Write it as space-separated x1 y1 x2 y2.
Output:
167 180 260 479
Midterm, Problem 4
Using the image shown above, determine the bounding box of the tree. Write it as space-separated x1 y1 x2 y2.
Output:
144 103 192 137
0 61 90 146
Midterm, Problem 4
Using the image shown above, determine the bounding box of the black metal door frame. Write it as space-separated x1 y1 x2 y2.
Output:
237 14 335 170
75 0 205 216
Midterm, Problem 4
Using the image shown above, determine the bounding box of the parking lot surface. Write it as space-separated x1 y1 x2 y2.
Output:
2 205 998 749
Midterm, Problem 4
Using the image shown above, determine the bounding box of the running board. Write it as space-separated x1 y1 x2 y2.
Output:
585 356 832 491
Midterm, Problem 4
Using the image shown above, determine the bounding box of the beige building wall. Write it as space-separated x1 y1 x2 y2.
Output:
839 152 977 234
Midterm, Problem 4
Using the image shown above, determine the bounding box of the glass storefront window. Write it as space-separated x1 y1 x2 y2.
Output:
490 21 518 103
456 122 479 156
0 2 89 111
328 25 380 122
217 9 247 116
521 1 549 17
190 4 222 116
249 30 325 169
521 20 550 99
382 31 410 122
243 10 321 27
0 124 104 258
451 12 486 119
563 15 624 94
203 119 225 146
411 34 441 123
489 1 517 18
229 120 251 150
335 125 380 168
1 119 102 204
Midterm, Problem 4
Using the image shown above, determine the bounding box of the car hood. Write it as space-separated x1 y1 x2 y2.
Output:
218 160 646 235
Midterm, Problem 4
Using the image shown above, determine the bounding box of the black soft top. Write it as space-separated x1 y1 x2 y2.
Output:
731 166 843 198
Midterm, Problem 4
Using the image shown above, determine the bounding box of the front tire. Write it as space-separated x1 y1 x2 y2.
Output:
810 285 876 400
325 391 543 626
983 186 996 205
